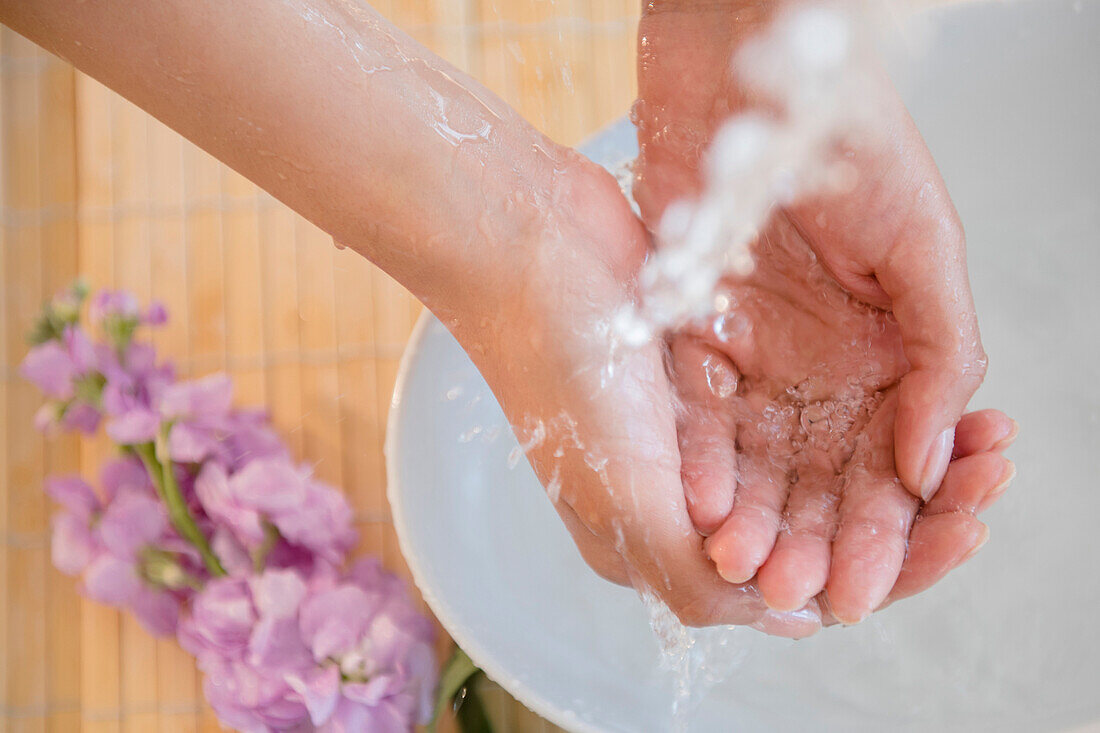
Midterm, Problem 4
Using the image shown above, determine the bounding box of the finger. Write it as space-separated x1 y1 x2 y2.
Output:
820 448 1014 625
952 409 1018 458
705 420 792 584
826 393 919 624
610 478 818 635
922 452 1015 517
789 109 987 502
885 451 1013 605
559 434 781 631
882 515 988 606
885 248 987 503
755 460 840 612
622 520 773 629
751 599 824 640
867 204 986 501
670 336 740 535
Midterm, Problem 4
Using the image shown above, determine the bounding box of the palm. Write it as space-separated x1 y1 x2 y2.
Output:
673 209 919 619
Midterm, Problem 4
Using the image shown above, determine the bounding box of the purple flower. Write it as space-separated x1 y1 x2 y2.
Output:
46 475 101 519
46 476 102 576
195 463 267 548
89 290 166 328
79 492 184 636
89 290 141 326
99 341 174 445
61 402 103 433
20 327 97 402
161 373 233 419
179 576 256 660
291 560 437 729
224 409 288 468
27 286 440 732
248 571 312 671
145 301 169 326
199 655 310 733
180 570 314 732
100 457 155 501
52 513 99 576
275 479 357 565
196 458 355 564
183 563 436 732
83 554 181 635
105 407 161 445
161 374 235 463
98 493 168 557
210 527 254 577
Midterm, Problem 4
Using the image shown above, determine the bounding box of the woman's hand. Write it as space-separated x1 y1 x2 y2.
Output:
635 0 1005 622
445 158 825 635
666 215 1012 622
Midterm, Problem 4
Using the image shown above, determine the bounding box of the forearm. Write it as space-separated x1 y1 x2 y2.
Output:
0 0 577 306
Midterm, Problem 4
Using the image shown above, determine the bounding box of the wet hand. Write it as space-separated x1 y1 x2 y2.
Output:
439 157 826 635
634 0 1007 623
667 222 1013 622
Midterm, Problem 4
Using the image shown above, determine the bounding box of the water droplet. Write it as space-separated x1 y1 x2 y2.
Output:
702 356 738 399
712 312 749 342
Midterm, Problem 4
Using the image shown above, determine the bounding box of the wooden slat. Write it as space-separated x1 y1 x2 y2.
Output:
3 30 49 733
38 52 82 733
0 25 8 724
295 220 344 489
221 168 265 406
73 70 120 733
146 112 200 733
259 203 305 458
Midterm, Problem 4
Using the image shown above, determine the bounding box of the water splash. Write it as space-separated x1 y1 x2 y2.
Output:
639 589 757 731
619 2 893 345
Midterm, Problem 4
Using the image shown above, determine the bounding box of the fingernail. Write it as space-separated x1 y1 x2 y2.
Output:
715 562 754 585
977 462 1015 512
919 427 955 501
994 461 1016 493
958 525 990 565
992 419 1020 453
820 590 867 626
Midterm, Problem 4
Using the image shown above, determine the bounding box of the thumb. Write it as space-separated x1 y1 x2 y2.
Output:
792 187 987 501
875 221 987 500
787 94 987 502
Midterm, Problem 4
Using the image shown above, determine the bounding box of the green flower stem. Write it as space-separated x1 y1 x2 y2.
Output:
135 442 226 577
134 443 168 503
251 521 281 574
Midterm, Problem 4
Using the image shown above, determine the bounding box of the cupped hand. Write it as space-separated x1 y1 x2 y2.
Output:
636 0 988 501
438 157 821 635
446 150 1013 636
634 0 1005 623
667 218 1012 622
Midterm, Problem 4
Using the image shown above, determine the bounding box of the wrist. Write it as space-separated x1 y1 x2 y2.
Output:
408 144 647 325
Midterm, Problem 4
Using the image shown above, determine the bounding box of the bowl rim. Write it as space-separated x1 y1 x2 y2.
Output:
386 311 604 733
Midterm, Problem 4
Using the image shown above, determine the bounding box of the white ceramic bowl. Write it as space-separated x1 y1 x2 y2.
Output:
388 2 1100 730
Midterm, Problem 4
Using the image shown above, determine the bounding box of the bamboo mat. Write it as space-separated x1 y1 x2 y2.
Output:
1 1 638 731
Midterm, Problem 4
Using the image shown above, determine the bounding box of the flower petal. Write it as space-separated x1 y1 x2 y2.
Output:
105 408 161 445
20 341 76 399
286 666 341 726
